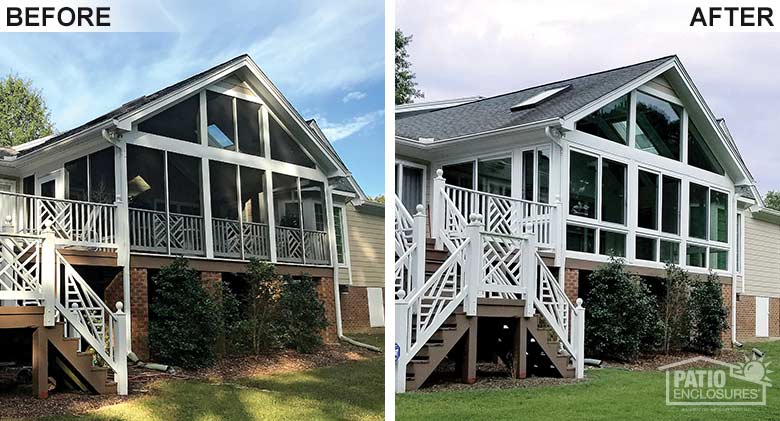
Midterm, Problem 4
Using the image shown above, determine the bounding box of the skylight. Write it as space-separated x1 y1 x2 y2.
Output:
510 85 571 111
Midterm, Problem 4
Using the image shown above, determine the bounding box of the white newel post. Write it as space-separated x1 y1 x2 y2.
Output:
573 298 585 379
522 222 537 318
395 293 409 393
114 302 129 395
552 195 563 266
41 225 56 327
411 205 426 292
464 214 482 317
431 169 446 250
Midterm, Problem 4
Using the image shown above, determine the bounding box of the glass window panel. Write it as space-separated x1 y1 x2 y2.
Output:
127 145 166 211
207 91 236 151
660 241 679 264
710 190 728 242
400 166 423 214
566 225 595 253
168 153 202 216
138 95 200 143
569 151 597 219
637 170 658 230
300 179 326 232
736 214 742 272
442 161 474 190
523 151 534 201
240 167 267 224
599 231 626 257
601 159 626 224
269 118 316 168
478 157 511 197
22 176 34 195
635 92 682 161
689 183 708 240
686 244 707 268
40 180 55 198
273 173 300 229
334 207 345 264
537 149 550 203
64 156 88 201
576 94 629 145
209 161 238 220
661 175 680 234
635 236 657 261
688 119 725 175
709 249 728 270
237 98 262 156
89 148 115 204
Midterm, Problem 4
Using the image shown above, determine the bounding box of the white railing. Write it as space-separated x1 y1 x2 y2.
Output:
243 221 270 259
276 226 303 263
0 230 128 395
129 208 204 255
395 237 470 388
480 230 526 299
438 188 468 252
304 230 329 264
0 191 116 248
395 196 414 257
394 196 426 296
213 218 242 258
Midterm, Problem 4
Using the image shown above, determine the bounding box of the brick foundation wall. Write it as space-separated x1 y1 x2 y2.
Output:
200 271 223 303
315 277 339 344
130 268 149 360
340 286 383 333
721 283 733 346
564 268 579 303
731 291 780 343
104 272 123 313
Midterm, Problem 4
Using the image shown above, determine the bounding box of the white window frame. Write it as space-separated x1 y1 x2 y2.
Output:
333 203 351 268
395 159 427 210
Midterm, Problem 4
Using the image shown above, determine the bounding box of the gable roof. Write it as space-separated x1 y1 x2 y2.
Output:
396 56 675 141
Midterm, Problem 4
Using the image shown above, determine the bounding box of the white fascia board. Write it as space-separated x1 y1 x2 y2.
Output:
396 118 560 150
11 122 114 167
560 57 753 186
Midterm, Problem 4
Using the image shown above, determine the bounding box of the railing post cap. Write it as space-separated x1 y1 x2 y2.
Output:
396 290 406 300
524 222 534 232
435 169 444 179
414 204 425 216
576 298 583 308
554 194 562 204
116 302 124 313
469 213 483 224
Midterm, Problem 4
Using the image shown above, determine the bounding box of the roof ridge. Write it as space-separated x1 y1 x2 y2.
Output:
417 54 677 116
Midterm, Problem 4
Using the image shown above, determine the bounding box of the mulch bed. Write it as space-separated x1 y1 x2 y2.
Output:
0 343 379 420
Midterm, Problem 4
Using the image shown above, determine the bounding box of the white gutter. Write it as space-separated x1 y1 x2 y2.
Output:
397 118 560 149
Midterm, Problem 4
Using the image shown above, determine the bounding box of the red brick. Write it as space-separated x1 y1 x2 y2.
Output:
129 268 149 360
340 286 383 334
564 268 579 303
315 277 339 344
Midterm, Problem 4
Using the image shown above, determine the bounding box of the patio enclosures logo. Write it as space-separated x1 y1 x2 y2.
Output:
660 356 772 406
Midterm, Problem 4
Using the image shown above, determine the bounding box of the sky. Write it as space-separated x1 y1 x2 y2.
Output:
0 0 384 196
397 0 780 195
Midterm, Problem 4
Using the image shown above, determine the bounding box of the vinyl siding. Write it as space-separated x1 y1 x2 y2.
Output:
345 202 384 288
744 210 780 298
643 75 677 98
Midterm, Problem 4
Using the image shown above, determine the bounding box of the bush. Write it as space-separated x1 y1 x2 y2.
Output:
149 258 222 368
221 281 253 354
585 257 660 361
243 259 285 354
688 272 728 355
660 264 693 354
276 275 328 353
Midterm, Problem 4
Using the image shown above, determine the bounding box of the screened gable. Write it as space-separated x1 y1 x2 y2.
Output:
269 117 316 168
138 95 200 143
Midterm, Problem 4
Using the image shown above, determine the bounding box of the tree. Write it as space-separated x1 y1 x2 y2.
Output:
0 74 54 147
395 29 424 105
765 191 780 211
688 272 728 355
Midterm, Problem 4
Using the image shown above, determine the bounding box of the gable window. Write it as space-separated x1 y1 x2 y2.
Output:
138 95 200 144
601 159 626 224
635 91 682 161
207 91 236 151
269 117 316 168
569 151 597 219
688 119 725 175
661 176 680 234
237 98 263 156
637 170 658 230
576 94 629 145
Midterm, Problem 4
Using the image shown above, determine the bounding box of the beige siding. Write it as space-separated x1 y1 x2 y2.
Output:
345 202 384 288
744 211 780 298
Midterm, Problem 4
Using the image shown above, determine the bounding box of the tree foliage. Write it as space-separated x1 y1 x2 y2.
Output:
660 264 693 354
276 276 328 353
395 29 424 105
688 272 728 355
765 191 780 211
0 74 54 147
585 257 660 361
149 258 222 368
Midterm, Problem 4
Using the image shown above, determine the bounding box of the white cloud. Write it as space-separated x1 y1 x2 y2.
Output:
313 110 383 142
342 91 367 103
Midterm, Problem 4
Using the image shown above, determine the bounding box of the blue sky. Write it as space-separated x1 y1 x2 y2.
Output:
0 0 384 196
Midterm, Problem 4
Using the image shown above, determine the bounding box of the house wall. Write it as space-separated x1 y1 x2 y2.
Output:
345 202 384 288
743 210 780 298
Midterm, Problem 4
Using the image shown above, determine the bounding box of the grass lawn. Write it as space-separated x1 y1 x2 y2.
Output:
49 352 383 420
397 340 780 420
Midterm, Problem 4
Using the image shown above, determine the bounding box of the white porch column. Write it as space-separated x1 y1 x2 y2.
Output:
431 169 446 250
464 214 482 316
411 204 426 293
41 227 56 327
265 170 277 262
522 222 538 318
114 142 132 349
202 158 214 259
572 298 585 379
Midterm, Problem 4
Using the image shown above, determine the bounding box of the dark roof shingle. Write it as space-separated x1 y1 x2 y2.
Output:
396 56 675 141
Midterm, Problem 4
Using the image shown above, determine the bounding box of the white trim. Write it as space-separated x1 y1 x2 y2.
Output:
395 159 427 208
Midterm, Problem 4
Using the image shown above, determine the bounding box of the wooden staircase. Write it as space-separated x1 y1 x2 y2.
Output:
526 317 576 379
406 311 469 390
48 322 118 394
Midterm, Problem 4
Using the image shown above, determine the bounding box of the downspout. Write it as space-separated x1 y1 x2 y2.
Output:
326 185 381 353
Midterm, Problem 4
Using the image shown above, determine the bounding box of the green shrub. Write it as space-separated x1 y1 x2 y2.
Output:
242 259 285 354
221 281 253 354
149 258 222 368
688 272 728 355
585 257 660 361
660 264 693 354
276 275 328 353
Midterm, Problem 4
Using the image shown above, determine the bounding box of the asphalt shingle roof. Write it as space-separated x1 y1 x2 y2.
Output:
396 56 675 141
